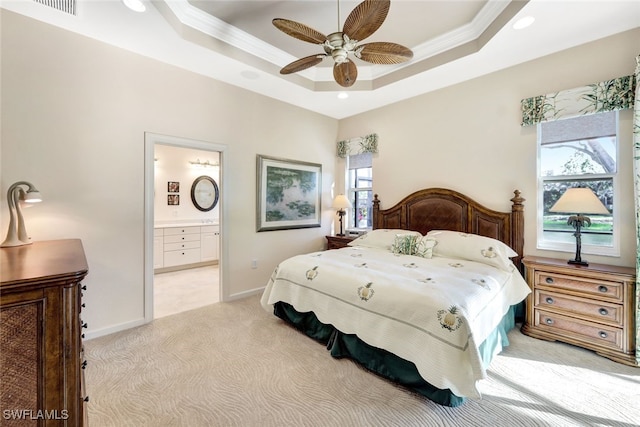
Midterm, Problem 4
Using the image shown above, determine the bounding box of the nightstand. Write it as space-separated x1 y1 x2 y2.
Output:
326 235 357 250
521 256 637 366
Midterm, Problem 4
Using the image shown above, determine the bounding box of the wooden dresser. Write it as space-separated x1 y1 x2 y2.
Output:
521 256 636 366
0 239 89 426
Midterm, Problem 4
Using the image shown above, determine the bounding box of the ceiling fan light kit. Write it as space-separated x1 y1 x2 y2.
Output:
273 0 413 88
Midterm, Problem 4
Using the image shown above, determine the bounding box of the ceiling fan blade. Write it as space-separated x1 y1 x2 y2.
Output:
355 42 413 64
273 18 327 44
333 61 358 87
280 55 327 75
343 0 390 42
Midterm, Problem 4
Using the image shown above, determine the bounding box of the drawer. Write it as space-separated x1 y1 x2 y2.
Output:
535 272 622 302
164 240 200 251
164 226 201 236
534 290 623 327
164 248 201 267
164 234 201 244
534 309 624 352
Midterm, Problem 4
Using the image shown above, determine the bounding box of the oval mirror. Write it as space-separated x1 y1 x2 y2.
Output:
190 175 219 212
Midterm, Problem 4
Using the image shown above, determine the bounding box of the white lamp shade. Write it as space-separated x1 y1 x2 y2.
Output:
23 190 42 203
332 194 352 209
549 188 609 214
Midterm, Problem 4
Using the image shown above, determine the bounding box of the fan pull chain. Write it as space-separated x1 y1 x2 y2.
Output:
337 0 341 31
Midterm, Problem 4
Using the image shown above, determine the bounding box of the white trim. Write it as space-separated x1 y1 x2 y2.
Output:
226 286 265 302
144 132 229 324
83 317 146 341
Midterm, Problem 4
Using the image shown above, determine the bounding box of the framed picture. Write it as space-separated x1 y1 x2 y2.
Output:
168 181 180 193
168 194 180 205
256 155 322 232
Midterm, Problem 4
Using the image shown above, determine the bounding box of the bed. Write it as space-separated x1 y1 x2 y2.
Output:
260 188 529 406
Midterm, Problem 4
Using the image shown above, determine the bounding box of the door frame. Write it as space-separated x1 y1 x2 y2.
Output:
143 132 228 322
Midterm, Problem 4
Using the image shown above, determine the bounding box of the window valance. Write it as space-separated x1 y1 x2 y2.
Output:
521 75 636 126
337 133 378 158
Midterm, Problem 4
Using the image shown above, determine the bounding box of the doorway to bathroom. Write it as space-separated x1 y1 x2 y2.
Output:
144 133 227 322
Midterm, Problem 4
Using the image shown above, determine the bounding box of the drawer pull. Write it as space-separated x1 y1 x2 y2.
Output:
599 331 608 339
545 277 554 284
598 285 608 293
545 318 554 325
545 297 554 304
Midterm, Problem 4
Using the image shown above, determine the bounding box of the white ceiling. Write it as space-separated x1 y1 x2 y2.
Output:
2 0 639 119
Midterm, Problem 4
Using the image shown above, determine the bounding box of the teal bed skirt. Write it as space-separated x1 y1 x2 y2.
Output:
273 302 521 407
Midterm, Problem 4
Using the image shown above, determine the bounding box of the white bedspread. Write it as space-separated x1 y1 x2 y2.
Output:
260 246 531 398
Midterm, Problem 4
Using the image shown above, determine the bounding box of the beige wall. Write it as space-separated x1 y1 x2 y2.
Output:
338 28 639 268
2 9 638 338
0 10 338 337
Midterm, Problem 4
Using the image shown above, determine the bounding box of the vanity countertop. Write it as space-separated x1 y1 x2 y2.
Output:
154 220 218 229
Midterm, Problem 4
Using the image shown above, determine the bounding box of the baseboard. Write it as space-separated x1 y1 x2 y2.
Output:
225 286 264 301
84 317 146 340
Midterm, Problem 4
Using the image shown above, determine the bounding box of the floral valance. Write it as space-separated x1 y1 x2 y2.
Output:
521 75 636 126
337 133 379 158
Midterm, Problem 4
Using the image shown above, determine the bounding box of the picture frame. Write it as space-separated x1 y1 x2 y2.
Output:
256 155 322 232
168 181 180 193
168 194 180 205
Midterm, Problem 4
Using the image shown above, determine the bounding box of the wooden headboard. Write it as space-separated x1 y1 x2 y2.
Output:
372 188 525 271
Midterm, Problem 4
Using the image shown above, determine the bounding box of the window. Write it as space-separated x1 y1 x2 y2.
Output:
537 111 618 256
346 152 373 230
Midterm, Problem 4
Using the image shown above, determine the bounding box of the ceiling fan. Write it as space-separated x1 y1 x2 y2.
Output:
273 0 413 88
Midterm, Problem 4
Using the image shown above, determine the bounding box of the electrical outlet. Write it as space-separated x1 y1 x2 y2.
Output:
251 259 258 269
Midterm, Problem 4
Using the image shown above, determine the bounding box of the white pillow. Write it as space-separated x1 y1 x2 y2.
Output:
348 229 422 250
391 234 437 258
426 230 517 271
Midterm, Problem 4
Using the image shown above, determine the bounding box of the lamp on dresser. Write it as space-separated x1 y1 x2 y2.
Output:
1 181 42 248
549 187 609 266
332 194 352 236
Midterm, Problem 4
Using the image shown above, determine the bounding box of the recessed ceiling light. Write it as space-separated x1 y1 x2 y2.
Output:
122 0 146 13
513 16 535 30
337 92 349 99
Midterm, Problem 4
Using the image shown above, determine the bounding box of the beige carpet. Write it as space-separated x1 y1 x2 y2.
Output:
85 294 640 427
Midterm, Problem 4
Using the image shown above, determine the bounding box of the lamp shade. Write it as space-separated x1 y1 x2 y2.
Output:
549 188 609 214
332 194 352 209
23 190 42 203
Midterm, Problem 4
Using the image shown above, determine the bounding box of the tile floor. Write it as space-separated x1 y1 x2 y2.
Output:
153 265 220 319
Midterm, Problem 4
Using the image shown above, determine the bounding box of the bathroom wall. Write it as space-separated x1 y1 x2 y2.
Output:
154 144 220 223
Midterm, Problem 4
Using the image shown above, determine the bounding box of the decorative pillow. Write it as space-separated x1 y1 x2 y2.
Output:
391 235 437 258
426 230 518 271
348 229 422 250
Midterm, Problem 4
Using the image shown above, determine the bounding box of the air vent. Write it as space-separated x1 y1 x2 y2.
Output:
32 0 77 16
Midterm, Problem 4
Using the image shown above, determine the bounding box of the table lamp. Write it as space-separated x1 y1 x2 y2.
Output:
333 194 352 236
1 181 43 247
549 187 609 266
